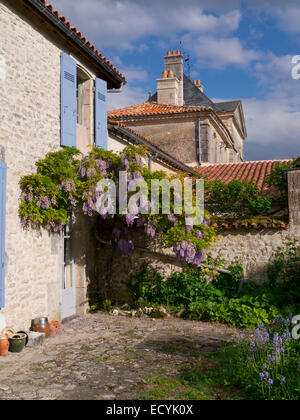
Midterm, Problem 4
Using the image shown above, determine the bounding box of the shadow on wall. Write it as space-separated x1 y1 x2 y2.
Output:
86 224 184 307
86 222 297 309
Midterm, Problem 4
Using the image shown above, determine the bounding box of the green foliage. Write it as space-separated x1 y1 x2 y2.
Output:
19 145 217 264
162 223 216 253
205 179 273 216
19 147 81 230
180 333 300 400
247 195 273 215
181 318 300 400
264 159 297 203
127 242 300 329
204 158 299 217
267 241 300 286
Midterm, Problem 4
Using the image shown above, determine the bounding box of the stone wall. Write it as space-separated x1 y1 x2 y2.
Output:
209 229 292 283
108 132 178 175
127 118 198 164
125 115 239 166
0 1 62 329
90 169 300 302
0 1 95 329
90 227 294 305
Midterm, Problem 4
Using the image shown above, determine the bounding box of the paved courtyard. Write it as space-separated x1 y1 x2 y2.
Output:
0 313 238 400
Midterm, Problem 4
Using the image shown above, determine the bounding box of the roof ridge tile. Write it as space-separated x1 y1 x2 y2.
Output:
36 0 125 81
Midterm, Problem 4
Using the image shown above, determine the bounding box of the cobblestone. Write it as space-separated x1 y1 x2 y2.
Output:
0 312 238 400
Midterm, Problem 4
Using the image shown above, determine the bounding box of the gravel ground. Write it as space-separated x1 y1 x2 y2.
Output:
0 312 239 400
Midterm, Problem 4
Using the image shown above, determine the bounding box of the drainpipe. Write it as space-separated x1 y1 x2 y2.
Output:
148 152 159 171
198 118 202 165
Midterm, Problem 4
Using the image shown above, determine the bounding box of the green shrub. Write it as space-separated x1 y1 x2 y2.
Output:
180 318 300 400
127 242 300 329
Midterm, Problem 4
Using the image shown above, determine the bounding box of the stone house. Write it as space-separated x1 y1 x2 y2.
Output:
0 1 196 330
108 50 247 166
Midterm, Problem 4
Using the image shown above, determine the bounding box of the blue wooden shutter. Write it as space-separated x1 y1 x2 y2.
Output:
0 162 7 309
95 78 107 150
61 52 77 147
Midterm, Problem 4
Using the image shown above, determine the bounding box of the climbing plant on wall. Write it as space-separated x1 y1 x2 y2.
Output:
18 146 216 267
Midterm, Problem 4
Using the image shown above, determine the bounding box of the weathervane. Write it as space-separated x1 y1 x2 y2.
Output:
179 40 192 80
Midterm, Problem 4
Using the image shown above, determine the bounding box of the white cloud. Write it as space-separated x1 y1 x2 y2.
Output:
184 36 261 69
214 52 300 159
119 66 148 83
253 53 297 98
265 6 300 36
49 0 300 160
50 0 242 50
107 85 147 110
243 97 300 160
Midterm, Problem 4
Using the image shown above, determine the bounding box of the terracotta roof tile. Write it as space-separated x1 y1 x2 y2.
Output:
108 102 213 118
210 216 289 230
194 160 293 189
36 1 125 82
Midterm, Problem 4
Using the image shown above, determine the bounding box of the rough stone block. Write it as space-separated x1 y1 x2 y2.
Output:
26 331 45 347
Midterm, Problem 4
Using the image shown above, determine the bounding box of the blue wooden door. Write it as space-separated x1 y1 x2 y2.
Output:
61 52 77 147
0 162 7 309
95 78 107 150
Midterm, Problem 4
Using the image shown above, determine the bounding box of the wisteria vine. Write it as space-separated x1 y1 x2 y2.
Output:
19 146 216 266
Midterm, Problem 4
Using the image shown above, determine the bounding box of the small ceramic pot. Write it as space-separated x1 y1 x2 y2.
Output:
0 334 9 357
49 324 56 338
31 318 51 339
16 331 29 346
49 321 59 336
9 333 26 353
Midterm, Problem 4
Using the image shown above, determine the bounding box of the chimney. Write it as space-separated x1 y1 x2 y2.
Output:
193 80 204 92
156 50 183 106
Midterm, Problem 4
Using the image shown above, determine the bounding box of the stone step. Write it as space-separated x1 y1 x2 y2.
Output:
26 331 45 347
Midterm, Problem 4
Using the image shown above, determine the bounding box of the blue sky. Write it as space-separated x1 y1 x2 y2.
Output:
51 0 300 161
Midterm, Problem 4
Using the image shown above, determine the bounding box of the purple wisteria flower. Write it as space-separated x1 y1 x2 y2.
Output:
112 228 121 241
27 191 33 202
38 196 51 209
136 217 146 228
135 154 143 168
145 222 156 238
95 159 109 173
121 157 130 170
80 166 86 178
126 213 135 227
168 214 178 226
117 239 134 255
133 171 143 180
193 251 205 266
87 168 97 178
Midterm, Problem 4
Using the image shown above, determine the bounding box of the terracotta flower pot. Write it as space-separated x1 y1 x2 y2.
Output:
49 321 59 337
0 334 9 357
